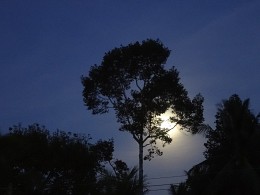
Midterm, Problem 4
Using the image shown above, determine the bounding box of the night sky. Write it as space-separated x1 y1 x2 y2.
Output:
1 1 260 194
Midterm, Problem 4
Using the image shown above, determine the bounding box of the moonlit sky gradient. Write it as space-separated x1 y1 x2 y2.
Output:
1 1 260 194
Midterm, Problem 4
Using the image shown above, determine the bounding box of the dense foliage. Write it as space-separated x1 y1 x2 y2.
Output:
0 124 140 195
171 94 260 195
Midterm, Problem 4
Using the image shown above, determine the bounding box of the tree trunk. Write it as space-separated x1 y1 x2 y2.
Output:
138 140 144 195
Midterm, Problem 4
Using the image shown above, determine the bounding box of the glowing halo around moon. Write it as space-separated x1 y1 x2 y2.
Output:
158 110 179 137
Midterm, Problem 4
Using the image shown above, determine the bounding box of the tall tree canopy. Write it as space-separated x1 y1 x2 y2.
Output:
81 39 204 193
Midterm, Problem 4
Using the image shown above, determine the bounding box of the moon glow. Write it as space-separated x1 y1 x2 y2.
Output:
159 111 178 137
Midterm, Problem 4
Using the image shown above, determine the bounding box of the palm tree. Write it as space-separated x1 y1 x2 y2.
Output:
205 94 260 195
173 95 260 195
169 182 189 195
98 161 146 195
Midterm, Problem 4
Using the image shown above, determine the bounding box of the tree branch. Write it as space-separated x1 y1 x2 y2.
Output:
143 135 151 144
108 97 116 106
135 79 142 91
108 160 119 178
132 134 139 143
143 143 151 148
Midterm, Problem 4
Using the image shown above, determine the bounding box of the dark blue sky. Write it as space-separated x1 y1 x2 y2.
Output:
1 1 260 194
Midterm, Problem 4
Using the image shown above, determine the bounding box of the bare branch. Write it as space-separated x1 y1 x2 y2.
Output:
143 135 151 144
132 134 139 142
108 160 119 178
165 122 178 131
143 143 151 148
135 79 142 91
108 97 116 106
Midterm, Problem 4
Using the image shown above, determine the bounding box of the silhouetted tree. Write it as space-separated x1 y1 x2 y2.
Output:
170 182 188 195
98 160 144 195
0 123 114 195
172 94 260 195
81 39 204 194
205 95 259 159
204 94 260 195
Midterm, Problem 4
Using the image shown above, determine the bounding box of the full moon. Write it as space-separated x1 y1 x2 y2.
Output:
159 110 178 137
